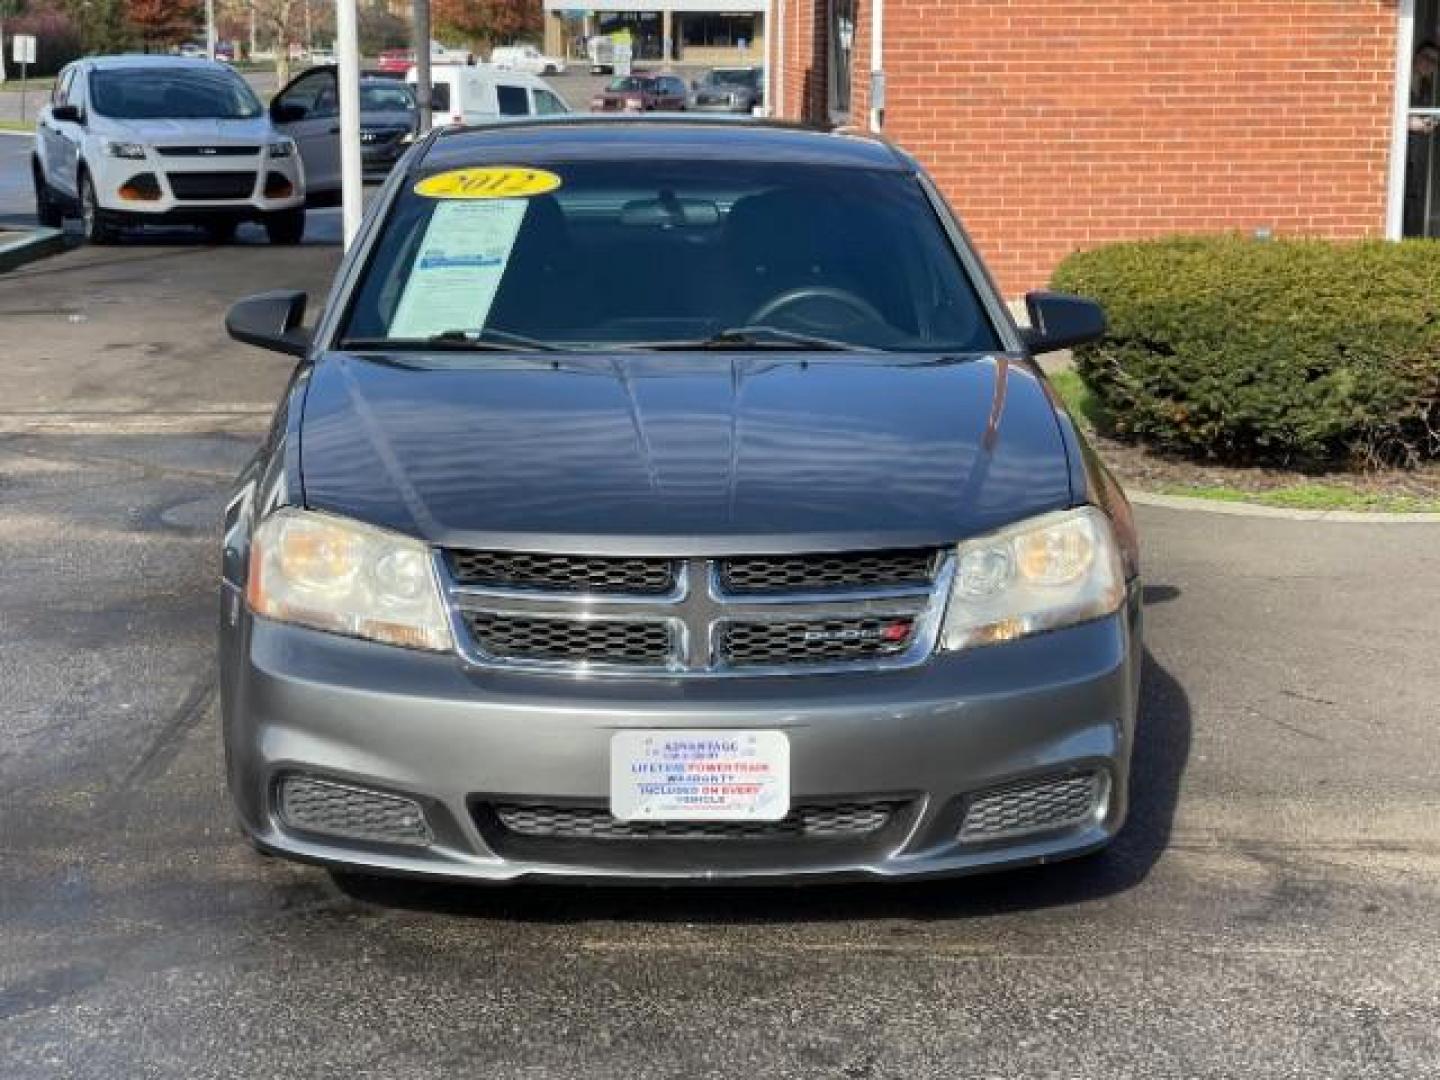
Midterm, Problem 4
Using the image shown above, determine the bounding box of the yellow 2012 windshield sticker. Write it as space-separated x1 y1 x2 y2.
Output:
415 166 562 200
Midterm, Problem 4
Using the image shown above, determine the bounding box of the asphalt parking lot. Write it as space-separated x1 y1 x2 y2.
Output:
2 139 1440 1078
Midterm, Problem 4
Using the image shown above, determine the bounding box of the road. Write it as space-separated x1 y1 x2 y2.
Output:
1 165 1439 1077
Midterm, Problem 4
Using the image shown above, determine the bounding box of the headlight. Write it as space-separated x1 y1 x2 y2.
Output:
623 97 644 110
267 138 297 159
246 509 453 652
103 139 147 160
590 96 606 108
939 507 1125 651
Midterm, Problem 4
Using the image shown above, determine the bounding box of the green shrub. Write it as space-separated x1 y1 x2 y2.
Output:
1050 236 1440 466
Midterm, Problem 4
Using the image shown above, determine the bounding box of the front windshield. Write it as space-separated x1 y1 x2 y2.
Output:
341 159 1001 354
607 77 653 92
360 83 415 112
90 68 263 120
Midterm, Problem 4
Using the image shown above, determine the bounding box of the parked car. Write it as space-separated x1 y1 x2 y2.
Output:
32 55 306 244
407 64 569 127
271 68 420 190
378 40 474 75
590 74 687 112
215 43 237 64
308 47 336 66
689 67 764 113
220 116 1139 885
490 45 568 76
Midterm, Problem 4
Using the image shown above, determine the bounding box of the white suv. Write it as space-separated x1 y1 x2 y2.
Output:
32 55 307 244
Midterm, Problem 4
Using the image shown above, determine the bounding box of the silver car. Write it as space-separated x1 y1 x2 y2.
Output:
688 67 764 113
220 117 1142 885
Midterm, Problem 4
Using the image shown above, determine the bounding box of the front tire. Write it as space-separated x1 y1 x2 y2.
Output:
264 207 305 245
33 160 63 229
79 171 118 245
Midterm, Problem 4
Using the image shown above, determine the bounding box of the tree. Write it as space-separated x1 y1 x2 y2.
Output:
433 0 541 50
63 0 134 55
127 0 202 50
249 0 299 85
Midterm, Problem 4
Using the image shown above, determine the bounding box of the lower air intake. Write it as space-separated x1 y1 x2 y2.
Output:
491 801 901 840
278 776 431 847
959 772 1104 841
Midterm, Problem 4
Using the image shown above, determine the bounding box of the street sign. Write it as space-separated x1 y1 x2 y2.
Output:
13 35 37 65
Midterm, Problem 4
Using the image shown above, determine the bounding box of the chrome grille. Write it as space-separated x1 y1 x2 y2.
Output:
448 550 677 595
720 617 917 667
960 773 1104 841
463 612 674 666
442 550 951 677
155 145 260 157
491 801 901 840
278 776 431 847
720 550 937 594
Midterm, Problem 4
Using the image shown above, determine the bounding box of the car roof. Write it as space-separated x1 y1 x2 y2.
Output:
422 117 906 172
83 54 235 72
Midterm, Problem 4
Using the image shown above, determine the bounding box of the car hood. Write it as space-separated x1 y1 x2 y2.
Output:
298 353 1074 555
104 116 274 143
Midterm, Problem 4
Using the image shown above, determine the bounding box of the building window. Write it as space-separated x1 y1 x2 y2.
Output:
828 0 856 122
680 14 756 50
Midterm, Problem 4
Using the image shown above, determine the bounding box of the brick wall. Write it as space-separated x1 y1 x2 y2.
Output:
777 1 1400 295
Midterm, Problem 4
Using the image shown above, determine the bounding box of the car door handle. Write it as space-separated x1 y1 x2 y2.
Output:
329 126 340 134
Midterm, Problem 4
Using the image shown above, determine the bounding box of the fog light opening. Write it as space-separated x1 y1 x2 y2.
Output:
958 769 1108 842
118 174 162 201
264 172 295 199
277 775 432 847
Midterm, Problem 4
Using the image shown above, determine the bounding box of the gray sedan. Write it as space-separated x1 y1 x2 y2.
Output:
270 69 418 197
688 67 764 112
220 117 1139 885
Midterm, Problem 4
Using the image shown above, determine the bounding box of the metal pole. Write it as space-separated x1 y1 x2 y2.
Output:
414 0 432 135
336 0 363 247
206 0 217 60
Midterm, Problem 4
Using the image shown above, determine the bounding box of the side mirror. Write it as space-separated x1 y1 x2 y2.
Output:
52 104 83 124
1019 291 1106 354
226 291 312 358
271 101 308 123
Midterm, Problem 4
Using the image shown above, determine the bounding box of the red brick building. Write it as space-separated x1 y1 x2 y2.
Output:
767 1 1439 295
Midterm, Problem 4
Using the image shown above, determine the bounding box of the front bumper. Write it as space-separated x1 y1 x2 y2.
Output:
221 586 1142 884
90 151 305 220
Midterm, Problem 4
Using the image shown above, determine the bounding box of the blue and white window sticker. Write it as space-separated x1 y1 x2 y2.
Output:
609 730 791 822
389 198 529 339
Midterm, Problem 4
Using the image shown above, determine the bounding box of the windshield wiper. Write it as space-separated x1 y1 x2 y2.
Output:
641 326 881 352
339 328 559 353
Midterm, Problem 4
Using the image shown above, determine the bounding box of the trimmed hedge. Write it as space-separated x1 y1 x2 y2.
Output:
1050 236 1440 467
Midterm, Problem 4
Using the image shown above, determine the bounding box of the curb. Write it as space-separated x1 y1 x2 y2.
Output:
1129 490 1440 524
0 227 66 273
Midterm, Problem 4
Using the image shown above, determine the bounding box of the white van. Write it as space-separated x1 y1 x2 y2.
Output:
406 64 570 127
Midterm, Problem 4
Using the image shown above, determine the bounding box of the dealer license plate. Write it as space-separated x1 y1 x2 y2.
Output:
609 730 790 822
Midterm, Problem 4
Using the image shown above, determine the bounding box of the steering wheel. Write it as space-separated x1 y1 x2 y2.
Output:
745 286 888 334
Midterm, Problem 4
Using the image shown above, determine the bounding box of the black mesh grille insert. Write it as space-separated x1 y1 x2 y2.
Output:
720 550 938 594
491 801 902 840
464 613 674 666
166 171 257 200
448 550 678 595
720 617 917 667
